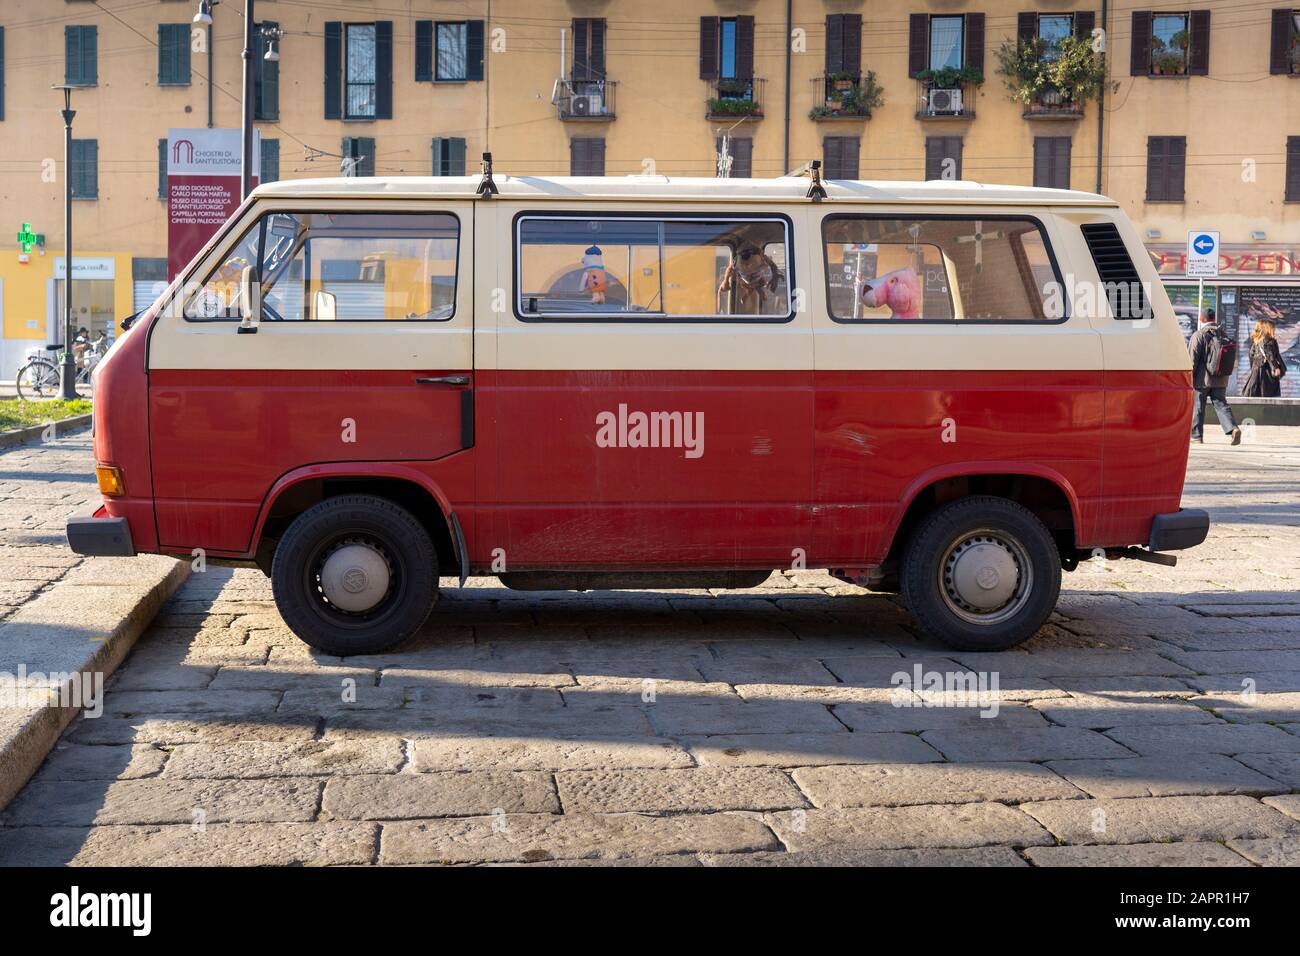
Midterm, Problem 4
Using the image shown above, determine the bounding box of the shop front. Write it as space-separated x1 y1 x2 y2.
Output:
1148 243 1300 401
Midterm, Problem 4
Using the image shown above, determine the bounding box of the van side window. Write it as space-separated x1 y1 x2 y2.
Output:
185 211 459 322
822 216 1066 323
517 216 791 320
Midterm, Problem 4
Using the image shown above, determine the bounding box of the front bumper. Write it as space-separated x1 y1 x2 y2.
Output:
1148 508 1210 552
67 507 136 557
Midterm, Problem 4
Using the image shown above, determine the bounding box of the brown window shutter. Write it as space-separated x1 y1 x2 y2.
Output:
735 16 755 80
1146 136 1166 200
1017 12 1037 47
1286 136 1300 201
572 19 589 80
824 137 843 178
1168 137 1186 200
1272 10 1295 74
590 19 606 78
1074 11 1096 41
1188 11 1211 75
730 137 753 177
1130 12 1152 75
825 15 844 74
908 14 928 78
570 138 586 175
925 137 961 180
1033 138 1051 187
699 17 719 79
1055 137 1072 189
591 138 606 176
842 136 860 179
964 13 984 73
1035 137 1071 189
925 138 939 181
841 14 862 75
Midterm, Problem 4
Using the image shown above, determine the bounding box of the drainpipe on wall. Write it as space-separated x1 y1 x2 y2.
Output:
783 0 793 175
1095 0 1107 194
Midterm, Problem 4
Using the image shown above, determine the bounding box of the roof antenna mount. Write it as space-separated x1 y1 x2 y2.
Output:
476 152 499 199
806 160 827 202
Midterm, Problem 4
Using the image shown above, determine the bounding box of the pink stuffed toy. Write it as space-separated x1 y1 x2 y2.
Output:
861 268 922 320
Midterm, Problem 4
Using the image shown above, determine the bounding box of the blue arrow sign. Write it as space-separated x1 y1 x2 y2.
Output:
1192 234 1215 255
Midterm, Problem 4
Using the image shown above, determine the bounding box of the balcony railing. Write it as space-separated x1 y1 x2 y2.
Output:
915 80 976 119
706 77 765 121
553 78 616 121
810 74 875 120
1022 89 1084 120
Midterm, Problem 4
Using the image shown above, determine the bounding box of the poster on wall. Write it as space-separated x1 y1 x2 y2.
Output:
1164 285 1217 343
166 128 259 280
1226 286 1300 399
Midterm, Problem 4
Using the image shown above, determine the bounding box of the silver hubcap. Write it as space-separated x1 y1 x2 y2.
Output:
940 530 1032 626
319 542 391 613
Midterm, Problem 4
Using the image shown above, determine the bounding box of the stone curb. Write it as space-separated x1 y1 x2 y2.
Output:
0 414 93 450
0 556 191 812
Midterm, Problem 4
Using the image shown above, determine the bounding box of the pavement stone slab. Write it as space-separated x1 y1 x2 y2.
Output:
766 803 1053 852
682 731 940 767
921 727 1136 762
1025 842 1253 867
1021 796 1300 845
701 846 1027 866
792 762 1082 808
1044 755 1287 798
1103 723 1300 757
411 735 693 772
163 739 405 778
1226 837 1300 866
322 772 559 819
556 768 805 813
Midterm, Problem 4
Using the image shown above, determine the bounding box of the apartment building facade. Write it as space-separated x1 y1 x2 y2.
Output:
1 0 1298 377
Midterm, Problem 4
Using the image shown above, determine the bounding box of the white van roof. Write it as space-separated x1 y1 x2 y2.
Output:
252 175 1116 207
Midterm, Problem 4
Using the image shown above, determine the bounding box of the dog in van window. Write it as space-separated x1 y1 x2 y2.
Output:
719 244 782 314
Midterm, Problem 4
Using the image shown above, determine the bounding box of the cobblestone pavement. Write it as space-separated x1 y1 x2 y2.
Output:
1 427 1299 866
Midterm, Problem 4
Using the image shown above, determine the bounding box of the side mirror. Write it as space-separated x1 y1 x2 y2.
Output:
313 290 337 321
237 265 261 334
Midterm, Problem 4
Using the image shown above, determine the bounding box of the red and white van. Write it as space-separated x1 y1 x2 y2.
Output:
68 174 1208 655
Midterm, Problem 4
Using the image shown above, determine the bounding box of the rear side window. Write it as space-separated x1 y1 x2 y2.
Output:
822 215 1065 323
186 211 459 322
516 215 792 321
1079 222 1151 321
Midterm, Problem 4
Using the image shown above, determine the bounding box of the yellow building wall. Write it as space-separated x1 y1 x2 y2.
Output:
1 250 133 341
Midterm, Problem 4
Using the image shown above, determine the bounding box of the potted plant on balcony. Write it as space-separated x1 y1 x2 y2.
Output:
830 70 856 92
996 35 1113 114
708 97 761 117
917 65 984 90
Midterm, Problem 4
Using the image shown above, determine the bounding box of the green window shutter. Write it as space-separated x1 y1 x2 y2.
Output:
431 137 445 175
466 21 486 81
71 139 98 199
358 137 376 176
255 21 279 120
447 138 466 176
158 24 190 85
260 138 279 184
67 26 99 86
158 138 167 198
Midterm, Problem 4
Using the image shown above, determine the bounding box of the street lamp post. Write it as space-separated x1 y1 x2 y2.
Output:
240 0 255 199
55 85 77 401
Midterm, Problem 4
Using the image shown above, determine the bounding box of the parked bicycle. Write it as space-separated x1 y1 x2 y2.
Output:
15 330 106 401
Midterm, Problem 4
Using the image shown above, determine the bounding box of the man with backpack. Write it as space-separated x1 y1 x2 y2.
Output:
1188 308 1242 445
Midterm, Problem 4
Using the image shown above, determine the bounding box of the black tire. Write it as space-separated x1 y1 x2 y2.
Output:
271 495 438 656
900 495 1060 651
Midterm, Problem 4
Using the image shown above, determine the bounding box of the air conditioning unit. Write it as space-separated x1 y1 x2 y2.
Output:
571 93 604 116
927 87 963 115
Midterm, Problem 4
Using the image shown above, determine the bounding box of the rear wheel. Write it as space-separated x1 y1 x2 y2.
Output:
271 495 438 656
900 496 1060 651
16 360 59 401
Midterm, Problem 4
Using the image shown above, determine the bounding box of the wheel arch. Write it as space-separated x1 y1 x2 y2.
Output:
250 464 460 575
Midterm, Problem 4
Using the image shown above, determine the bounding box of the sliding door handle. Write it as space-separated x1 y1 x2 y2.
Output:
416 375 470 387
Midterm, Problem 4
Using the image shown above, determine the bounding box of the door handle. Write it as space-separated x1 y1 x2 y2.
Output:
416 375 470 386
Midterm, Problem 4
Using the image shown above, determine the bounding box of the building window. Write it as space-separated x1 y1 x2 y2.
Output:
261 138 280 184
1288 137 1300 202
1033 136 1071 189
253 21 279 120
342 136 375 177
822 216 1062 324
716 136 752 177
929 16 964 70
157 138 167 199
1146 136 1186 202
432 137 467 176
572 18 607 80
700 15 754 92
1037 14 1072 59
65 25 97 87
823 136 860 180
909 14 984 80
825 14 862 76
1131 10 1210 76
437 22 467 80
925 136 963 181
71 139 98 199
570 137 606 176
158 23 191 85
345 24 377 117
1270 10 1300 75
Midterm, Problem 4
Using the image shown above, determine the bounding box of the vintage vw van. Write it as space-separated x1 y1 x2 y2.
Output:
68 174 1208 655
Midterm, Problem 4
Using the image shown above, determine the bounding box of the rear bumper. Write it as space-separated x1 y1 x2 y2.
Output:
67 506 136 557
1148 508 1210 552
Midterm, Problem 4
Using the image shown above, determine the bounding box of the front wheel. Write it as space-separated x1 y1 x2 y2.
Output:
271 495 438 656
900 496 1061 651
